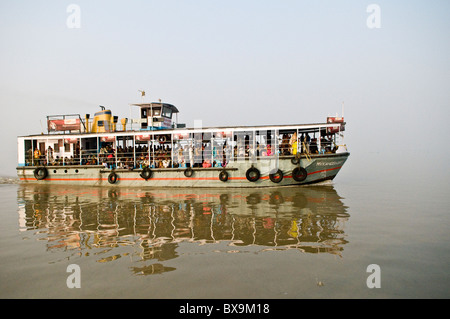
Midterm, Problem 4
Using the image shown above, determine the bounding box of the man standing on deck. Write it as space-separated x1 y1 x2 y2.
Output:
34 148 41 165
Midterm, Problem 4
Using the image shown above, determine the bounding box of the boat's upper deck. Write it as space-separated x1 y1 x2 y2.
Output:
28 101 345 138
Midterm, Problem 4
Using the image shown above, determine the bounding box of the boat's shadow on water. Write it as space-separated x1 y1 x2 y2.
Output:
17 183 350 275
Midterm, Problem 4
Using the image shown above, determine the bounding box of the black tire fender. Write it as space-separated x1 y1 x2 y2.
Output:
108 171 118 184
219 170 228 182
140 167 152 180
269 169 284 183
184 167 194 178
291 157 300 165
246 167 260 182
292 167 307 182
34 167 48 180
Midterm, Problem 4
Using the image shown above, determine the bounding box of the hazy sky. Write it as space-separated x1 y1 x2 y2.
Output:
1 0 449 178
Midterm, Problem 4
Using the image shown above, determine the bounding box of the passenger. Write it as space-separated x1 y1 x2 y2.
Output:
248 145 256 160
281 134 290 155
75 141 80 158
255 142 260 157
47 146 55 165
261 146 267 156
238 145 245 158
291 140 298 155
47 146 54 161
243 145 248 157
305 133 311 153
221 147 229 166
26 149 33 165
321 136 329 153
310 138 318 153
289 133 297 155
162 158 171 168
143 156 150 168
177 147 184 167
138 154 146 168
300 134 304 153
202 160 212 168
188 144 194 168
34 148 41 165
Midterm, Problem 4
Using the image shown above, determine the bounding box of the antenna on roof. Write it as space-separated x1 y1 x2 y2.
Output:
99 105 105 111
138 90 146 102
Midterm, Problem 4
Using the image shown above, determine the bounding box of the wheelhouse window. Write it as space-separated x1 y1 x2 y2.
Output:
152 107 161 116
162 106 172 119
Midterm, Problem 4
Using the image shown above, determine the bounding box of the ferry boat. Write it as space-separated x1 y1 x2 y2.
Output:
16 98 349 188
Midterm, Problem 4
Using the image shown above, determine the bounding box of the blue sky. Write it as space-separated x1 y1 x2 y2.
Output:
1 0 449 178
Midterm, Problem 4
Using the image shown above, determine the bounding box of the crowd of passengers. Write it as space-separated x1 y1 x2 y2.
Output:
26 133 337 168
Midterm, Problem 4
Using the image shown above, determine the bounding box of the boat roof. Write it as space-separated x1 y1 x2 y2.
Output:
130 102 179 113
18 121 344 139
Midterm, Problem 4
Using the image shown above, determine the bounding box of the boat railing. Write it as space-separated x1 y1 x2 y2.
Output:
20 126 343 169
22 140 340 169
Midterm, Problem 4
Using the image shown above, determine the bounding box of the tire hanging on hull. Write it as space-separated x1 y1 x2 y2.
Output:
108 171 118 184
184 168 194 178
269 169 284 183
246 167 260 182
34 167 48 180
292 167 307 182
140 167 152 180
219 170 228 182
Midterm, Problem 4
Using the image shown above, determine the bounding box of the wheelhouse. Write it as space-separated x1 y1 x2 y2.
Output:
132 102 181 130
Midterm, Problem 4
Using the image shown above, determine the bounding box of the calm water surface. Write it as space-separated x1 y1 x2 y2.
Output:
0 158 449 298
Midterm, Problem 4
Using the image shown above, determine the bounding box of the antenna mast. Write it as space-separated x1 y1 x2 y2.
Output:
138 90 146 103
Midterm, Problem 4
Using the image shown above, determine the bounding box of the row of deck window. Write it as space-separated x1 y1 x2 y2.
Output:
23 129 339 168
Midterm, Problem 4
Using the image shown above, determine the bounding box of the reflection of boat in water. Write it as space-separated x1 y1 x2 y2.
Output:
17 184 349 274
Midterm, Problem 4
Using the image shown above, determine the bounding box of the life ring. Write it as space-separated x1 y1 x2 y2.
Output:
292 167 307 182
108 172 118 184
184 167 194 177
33 167 48 180
158 135 167 143
246 167 260 182
219 170 228 182
269 169 284 183
140 167 152 180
